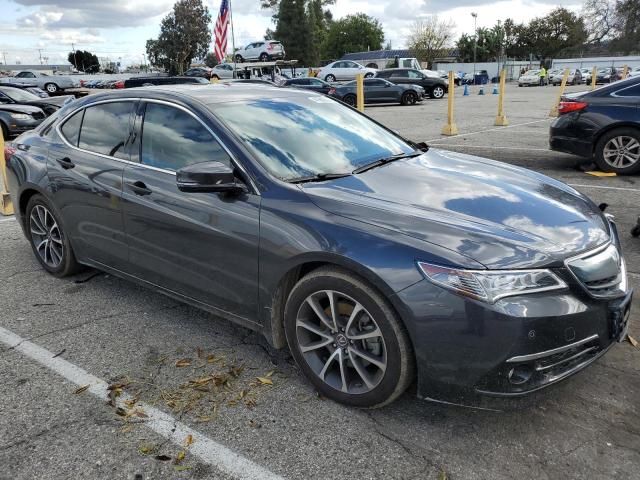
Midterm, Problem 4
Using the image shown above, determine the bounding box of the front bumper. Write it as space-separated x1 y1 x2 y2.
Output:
393 274 632 403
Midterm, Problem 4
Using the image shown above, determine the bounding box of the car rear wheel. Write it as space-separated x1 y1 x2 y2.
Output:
342 94 356 106
325 74 336 82
284 267 414 408
44 83 58 94
364 72 374 78
26 194 82 277
259 53 269 62
595 128 640 175
211 75 219 80
401 91 418 105
430 86 445 99
235 54 244 63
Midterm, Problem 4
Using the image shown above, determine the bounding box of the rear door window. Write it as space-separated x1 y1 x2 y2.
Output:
60 109 84 147
78 102 133 160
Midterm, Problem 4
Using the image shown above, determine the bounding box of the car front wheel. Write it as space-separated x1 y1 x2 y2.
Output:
284 267 414 408
595 128 640 175
342 94 356 107
26 194 82 277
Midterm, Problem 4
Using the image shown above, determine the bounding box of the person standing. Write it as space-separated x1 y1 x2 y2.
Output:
539 65 547 86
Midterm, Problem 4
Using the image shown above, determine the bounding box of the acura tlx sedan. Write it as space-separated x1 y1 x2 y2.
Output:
5 84 633 408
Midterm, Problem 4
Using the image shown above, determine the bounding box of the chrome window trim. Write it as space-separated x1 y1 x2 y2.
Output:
54 96 260 194
610 82 640 98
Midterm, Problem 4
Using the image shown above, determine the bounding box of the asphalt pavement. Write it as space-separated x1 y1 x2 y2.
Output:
0 82 638 480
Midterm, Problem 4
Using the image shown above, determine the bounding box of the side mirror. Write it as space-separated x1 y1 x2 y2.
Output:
177 161 246 194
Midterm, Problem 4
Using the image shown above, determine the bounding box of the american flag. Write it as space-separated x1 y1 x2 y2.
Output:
213 0 230 62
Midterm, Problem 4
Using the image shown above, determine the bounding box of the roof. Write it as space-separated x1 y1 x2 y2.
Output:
341 50 413 61
77 83 310 106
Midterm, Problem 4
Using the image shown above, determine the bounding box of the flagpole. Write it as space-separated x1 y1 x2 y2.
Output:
228 0 237 78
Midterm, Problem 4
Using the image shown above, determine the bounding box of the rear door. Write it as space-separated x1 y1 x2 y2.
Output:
47 100 134 270
389 70 410 86
121 100 261 320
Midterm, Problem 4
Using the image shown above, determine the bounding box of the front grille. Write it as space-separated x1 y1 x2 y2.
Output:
566 243 626 299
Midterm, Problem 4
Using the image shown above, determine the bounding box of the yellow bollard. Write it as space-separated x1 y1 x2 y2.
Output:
591 66 597 90
0 133 14 216
356 73 364 112
622 65 629 80
494 69 508 126
441 71 458 136
550 68 570 117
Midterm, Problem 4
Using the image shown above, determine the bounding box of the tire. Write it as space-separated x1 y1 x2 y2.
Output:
235 54 244 63
25 194 82 277
44 83 58 94
211 75 219 80
364 72 374 78
342 94 356 107
325 74 336 82
430 86 445 99
631 225 640 238
594 127 640 175
259 53 269 62
284 267 414 408
401 91 418 106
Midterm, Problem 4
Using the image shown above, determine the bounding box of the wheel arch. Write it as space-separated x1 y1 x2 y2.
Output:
592 123 640 154
264 253 402 350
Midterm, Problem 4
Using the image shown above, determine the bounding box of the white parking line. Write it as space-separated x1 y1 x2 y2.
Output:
568 184 640 193
0 326 284 480
0 216 16 223
424 118 553 143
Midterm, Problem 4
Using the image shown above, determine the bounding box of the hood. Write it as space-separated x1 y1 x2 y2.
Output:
0 104 44 115
301 150 610 269
26 95 74 108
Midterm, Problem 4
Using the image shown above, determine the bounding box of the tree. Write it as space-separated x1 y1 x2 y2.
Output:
67 50 100 73
582 0 619 44
526 8 587 59
204 52 219 68
612 0 640 54
323 13 384 60
274 0 309 64
407 16 455 66
145 0 211 74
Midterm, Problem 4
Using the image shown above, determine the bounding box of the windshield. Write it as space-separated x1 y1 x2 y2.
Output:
0 87 39 102
214 96 414 181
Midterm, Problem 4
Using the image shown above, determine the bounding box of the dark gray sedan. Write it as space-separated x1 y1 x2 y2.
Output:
335 78 425 106
5 84 632 408
0 104 46 139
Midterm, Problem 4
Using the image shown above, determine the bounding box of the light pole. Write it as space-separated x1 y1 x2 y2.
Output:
471 12 478 85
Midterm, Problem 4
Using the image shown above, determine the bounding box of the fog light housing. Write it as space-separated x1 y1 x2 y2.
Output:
508 365 533 385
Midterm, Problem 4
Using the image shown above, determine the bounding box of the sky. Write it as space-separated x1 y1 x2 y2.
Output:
0 0 583 67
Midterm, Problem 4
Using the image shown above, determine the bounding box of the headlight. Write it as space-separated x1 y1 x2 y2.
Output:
417 262 567 303
10 113 31 120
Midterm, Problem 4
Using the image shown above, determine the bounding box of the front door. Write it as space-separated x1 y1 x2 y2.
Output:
47 100 134 270
121 101 260 321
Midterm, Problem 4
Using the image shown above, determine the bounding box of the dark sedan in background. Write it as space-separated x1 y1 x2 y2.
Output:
335 78 424 106
0 103 45 138
5 84 632 408
550 75 640 175
0 82 49 98
282 77 337 97
375 68 447 99
0 85 74 116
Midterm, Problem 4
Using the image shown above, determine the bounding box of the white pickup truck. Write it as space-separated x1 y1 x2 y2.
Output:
0 70 78 94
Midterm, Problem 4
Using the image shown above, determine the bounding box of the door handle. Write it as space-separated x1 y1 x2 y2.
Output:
127 181 152 196
56 157 75 169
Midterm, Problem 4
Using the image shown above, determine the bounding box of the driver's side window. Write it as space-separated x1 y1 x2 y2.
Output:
140 103 231 172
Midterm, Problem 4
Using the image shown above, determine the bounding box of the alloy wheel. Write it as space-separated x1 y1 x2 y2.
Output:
295 290 387 394
29 204 64 268
432 87 445 98
603 136 640 169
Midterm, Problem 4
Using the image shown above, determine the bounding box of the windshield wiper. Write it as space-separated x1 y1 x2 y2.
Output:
352 150 423 175
287 172 352 184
